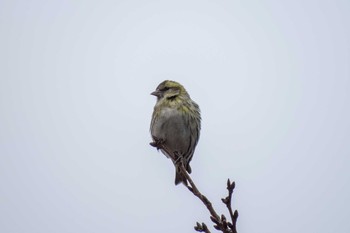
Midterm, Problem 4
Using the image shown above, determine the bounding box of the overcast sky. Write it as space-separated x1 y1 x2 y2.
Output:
1 1 349 233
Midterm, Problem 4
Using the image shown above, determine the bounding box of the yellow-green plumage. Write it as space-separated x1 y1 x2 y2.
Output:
150 80 201 185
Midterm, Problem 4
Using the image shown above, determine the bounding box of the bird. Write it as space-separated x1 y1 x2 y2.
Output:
150 80 201 185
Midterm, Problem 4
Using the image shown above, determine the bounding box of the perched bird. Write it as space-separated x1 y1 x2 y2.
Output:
150 80 201 185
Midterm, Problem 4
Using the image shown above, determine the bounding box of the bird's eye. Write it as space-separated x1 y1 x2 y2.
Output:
160 87 170 92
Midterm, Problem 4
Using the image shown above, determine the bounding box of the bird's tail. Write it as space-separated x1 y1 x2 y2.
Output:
174 168 187 185
174 163 191 185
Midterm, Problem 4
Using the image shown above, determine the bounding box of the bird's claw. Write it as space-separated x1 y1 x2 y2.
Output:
150 137 165 150
174 151 184 165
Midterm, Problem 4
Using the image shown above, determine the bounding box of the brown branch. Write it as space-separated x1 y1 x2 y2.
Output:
194 222 211 233
180 165 220 220
221 179 239 233
180 164 237 233
150 139 238 232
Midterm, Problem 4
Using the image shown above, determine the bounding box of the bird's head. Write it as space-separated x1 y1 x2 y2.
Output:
151 80 189 100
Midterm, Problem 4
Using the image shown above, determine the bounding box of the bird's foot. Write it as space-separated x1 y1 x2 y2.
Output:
150 137 165 150
173 151 184 165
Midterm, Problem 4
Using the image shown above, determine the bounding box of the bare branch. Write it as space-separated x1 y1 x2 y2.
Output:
221 179 239 233
194 222 211 233
150 140 239 232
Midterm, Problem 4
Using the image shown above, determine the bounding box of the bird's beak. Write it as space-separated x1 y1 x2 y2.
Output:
151 90 161 97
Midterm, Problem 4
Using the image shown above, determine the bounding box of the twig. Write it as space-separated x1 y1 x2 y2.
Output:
180 165 236 233
221 179 239 233
150 139 238 232
194 222 211 233
180 165 220 220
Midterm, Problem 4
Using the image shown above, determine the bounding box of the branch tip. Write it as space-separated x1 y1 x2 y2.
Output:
150 140 238 232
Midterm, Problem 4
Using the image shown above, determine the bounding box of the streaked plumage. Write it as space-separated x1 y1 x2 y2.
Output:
150 80 201 185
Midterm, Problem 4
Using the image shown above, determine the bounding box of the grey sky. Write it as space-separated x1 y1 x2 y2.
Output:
1 1 349 232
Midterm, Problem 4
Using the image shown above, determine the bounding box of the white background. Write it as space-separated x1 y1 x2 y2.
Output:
1 1 349 232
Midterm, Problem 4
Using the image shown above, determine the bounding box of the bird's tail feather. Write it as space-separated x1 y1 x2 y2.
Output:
174 166 188 185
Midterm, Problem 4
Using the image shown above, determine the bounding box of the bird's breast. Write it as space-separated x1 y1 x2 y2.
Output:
151 107 191 152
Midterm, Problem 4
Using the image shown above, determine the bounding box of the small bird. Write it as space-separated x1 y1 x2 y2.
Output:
150 80 201 185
